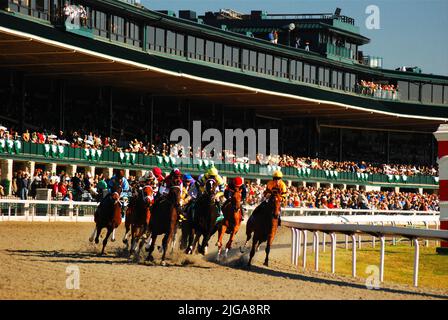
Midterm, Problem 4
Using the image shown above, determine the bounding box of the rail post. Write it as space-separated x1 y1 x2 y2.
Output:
413 238 419 287
291 228 296 265
345 235 348 249
351 234 357 277
314 231 319 271
330 233 336 274
380 236 385 282
298 228 302 257
322 232 326 252
312 230 316 253
302 230 307 270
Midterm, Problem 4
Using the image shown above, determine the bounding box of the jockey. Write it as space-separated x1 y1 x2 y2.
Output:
197 166 225 222
158 168 183 196
152 167 165 194
181 173 195 204
224 176 247 220
108 169 130 196
264 170 287 226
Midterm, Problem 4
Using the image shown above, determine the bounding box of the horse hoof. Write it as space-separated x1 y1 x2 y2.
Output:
146 255 154 262
88 237 94 242
123 239 128 245
95 240 99 244
263 261 269 267
161 260 167 266
111 238 116 242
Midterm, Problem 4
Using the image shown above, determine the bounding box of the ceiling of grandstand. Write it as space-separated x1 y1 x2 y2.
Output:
0 28 444 132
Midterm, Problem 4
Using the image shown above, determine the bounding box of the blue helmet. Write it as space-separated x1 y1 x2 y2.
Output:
183 173 195 184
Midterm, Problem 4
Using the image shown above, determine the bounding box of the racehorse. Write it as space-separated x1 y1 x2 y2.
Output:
186 179 220 255
145 185 181 266
122 185 153 256
240 190 282 268
216 187 243 261
88 188 122 255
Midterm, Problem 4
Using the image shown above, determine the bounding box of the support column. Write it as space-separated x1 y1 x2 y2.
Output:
124 169 130 179
86 166 95 178
66 164 77 177
136 170 147 179
45 163 57 175
109 87 113 138
434 124 448 254
0 159 13 195
286 180 292 187
150 95 154 146
25 161 35 176
102 167 113 179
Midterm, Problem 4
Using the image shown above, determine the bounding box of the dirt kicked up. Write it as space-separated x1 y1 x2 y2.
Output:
0 222 447 300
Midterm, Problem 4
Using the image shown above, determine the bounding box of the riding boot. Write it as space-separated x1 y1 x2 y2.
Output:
216 201 224 223
278 215 281 226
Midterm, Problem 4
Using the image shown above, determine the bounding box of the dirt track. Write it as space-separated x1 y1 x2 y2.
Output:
0 222 447 300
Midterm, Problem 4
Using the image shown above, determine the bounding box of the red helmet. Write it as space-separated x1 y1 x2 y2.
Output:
171 168 182 177
234 177 243 187
152 167 163 177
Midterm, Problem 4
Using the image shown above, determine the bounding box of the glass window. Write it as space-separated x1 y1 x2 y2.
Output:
205 40 214 62
397 81 409 100
296 60 303 81
242 49 249 70
265 55 273 75
187 35 195 57
195 38 204 60
155 27 165 51
92 10 107 37
324 67 330 86
421 84 432 103
214 42 223 64
303 63 310 82
337 71 343 90
176 33 184 55
344 73 350 90
331 70 337 88
290 60 296 79
232 47 239 67
433 85 443 104
249 51 257 71
257 52 265 73
223 45 232 66
273 57 281 77
318 67 324 85
166 30 176 53
349 73 356 91
444 86 448 105
409 82 420 101
282 59 288 78
310 65 316 83
111 16 125 42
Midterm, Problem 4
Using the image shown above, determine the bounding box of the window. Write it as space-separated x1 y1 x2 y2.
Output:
282 58 288 78
397 81 409 100
323 68 330 86
331 70 337 88
92 10 107 37
176 33 184 56
187 35 195 57
409 82 420 101
421 84 432 103
337 71 343 90
257 52 266 73
433 85 443 104
155 27 165 52
111 16 125 42
166 30 176 53
126 22 140 46
296 60 303 81
249 50 257 71
195 38 204 60
444 86 448 105
344 73 350 90
214 42 223 64
318 67 324 85
242 49 249 70
205 40 214 62
310 65 316 83
303 63 310 82
274 57 281 77
290 60 296 79
265 54 273 75
232 47 239 68
224 45 232 66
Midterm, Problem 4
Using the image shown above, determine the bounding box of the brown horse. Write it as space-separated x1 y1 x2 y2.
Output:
216 187 242 261
145 185 181 266
89 190 122 255
122 185 153 256
241 191 282 268
186 179 220 255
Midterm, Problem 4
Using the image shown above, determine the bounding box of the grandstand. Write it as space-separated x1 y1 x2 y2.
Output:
0 0 447 196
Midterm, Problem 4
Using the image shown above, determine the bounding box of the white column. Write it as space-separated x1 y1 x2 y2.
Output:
45 163 57 175
102 167 113 179
66 164 77 177
86 166 95 178
0 159 13 195
25 161 35 176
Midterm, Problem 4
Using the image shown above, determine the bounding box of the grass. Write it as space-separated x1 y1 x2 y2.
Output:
303 236 448 290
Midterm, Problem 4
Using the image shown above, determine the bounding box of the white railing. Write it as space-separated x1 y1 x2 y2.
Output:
282 216 447 287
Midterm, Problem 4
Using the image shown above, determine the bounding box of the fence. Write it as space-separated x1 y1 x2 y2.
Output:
282 215 447 287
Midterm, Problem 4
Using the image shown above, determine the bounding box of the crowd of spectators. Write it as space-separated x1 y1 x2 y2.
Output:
245 183 439 211
0 125 438 177
3 167 439 212
356 80 399 100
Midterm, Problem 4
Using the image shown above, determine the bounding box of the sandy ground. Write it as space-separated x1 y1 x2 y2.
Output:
0 221 447 300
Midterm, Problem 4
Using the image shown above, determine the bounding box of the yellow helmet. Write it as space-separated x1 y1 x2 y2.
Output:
207 167 219 177
273 170 283 178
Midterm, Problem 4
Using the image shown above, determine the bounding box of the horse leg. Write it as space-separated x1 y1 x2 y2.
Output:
144 232 153 251
111 228 116 242
94 226 101 244
171 228 177 254
122 223 131 245
225 224 240 259
191 232 201 255
240 230 252 253
248 238 258 268
161 231 174 266
145 234 157 262
101 227 113 255
216 225 226 262
89 225 97 242
264 234 275 267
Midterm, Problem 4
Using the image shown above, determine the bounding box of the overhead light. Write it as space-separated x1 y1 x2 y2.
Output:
288 23 296 31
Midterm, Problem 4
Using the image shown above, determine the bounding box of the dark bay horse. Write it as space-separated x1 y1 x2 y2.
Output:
89 189 122 255
122 185 153 256
145 185 181 266
241 191 282 268
216 187 243 261
186 179 220 255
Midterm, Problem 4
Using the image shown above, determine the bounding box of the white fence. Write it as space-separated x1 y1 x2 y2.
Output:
282 216 448 287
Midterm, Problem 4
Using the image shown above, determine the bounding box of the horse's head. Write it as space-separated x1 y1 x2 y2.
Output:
168 185 182 205
205 179 217 196
231 187 242 208
268 190 282 218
